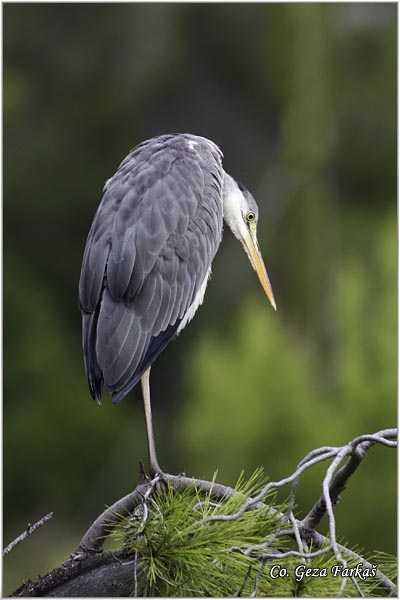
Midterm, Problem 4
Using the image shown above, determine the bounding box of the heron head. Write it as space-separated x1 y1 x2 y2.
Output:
223 174 276 310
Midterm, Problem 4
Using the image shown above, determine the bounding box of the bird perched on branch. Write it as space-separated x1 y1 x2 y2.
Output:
79 133 276 474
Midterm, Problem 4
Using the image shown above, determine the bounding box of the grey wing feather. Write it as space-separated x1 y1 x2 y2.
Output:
79 134 224 402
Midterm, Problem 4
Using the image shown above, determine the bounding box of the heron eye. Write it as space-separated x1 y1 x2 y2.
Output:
246 211 256 222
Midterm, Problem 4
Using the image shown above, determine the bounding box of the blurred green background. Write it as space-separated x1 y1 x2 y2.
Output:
3 3 397 595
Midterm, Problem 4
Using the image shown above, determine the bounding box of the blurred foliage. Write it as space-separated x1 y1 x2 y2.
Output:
178 213 396 554
3 3 396 595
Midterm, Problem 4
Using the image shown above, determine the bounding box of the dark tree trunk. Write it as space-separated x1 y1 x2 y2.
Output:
11 549 146 597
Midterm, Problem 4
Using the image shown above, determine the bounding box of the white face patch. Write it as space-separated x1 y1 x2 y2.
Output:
222 174 250 242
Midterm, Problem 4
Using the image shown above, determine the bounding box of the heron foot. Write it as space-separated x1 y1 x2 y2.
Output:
138 459 167 481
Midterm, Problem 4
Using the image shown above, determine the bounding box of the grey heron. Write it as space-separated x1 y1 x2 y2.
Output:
79 133 276 474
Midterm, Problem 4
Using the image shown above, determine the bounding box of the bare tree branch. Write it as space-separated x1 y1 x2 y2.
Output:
9 428 397 597
301 428 397 534
198 449 339 527
3 513 53 557
77 472 241 553
205 428 397 597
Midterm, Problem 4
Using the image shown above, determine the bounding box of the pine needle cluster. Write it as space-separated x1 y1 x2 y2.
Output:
109 470 396 597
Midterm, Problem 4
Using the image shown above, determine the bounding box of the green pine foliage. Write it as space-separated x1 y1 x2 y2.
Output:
109 471 396 597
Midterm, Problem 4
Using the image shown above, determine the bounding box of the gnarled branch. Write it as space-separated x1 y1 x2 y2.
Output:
9 428 397 597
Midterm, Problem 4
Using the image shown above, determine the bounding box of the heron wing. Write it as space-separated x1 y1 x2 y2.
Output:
79 134 224 403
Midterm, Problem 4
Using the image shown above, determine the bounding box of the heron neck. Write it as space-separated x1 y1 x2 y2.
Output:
222 174 248 241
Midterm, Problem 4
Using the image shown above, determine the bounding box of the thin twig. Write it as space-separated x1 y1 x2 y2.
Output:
199 449 338 527
350 574 365 598
308 529 396 595
289 512 307 556
234 564 253 597
153 571 203 595
133 550 139 597
287 445 339 515
307 431 397 596
301 429 398 534
3 512 53 557
137 474 160 532
250 560 266 598
244 544 334 561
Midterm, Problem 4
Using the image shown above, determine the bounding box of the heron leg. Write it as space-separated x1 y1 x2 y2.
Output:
141 368 162 475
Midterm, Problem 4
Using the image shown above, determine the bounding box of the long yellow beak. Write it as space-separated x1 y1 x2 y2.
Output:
243 231 277 310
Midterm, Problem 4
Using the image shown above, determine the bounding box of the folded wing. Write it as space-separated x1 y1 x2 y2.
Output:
79 134 224 403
